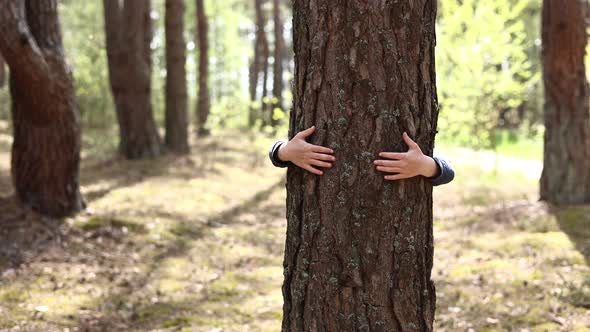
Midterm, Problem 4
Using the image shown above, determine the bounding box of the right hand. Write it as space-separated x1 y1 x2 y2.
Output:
278 126 336 175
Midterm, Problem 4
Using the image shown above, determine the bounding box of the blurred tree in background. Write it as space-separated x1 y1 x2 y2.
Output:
164 0 190 153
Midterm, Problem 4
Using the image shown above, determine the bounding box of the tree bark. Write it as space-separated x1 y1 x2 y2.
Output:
0 0 84 217
195 0 211 137
165 0 190 154
540 0 590 205
271 0 285 127
103 0 162 159
283 1 439 331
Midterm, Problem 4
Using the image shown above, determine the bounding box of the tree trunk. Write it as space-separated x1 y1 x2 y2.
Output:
195 0 211 137
165 0 190 153
271 0 285 127
249 0 268 127
103 0 162 159
0 54 5 88
261 35 270 127
0 0 84 217
283 1 439 331
540 0 590 205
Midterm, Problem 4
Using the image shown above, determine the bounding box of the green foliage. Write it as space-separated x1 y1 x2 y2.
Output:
437 0 538 149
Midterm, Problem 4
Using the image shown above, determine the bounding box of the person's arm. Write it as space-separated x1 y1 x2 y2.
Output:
268 126 336 175
374 132 455 186
428 156 455 186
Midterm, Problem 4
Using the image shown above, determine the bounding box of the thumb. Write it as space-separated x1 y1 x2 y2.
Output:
403 132 419 149
297 126 316 139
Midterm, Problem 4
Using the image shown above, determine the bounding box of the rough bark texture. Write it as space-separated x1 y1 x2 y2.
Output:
104 0 162 159
283 1 439 331
540 0 590 205
272 0 286 127
0 0 84 217
165 0 190 153
248 0 269 127
0 54 5 88
195 0 211 137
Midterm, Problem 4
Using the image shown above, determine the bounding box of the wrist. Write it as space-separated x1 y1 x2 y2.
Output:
420 156 438 178
277 142 291 162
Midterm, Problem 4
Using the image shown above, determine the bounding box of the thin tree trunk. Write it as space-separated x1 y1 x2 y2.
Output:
195 0 211 137
165 0 190 153
0 0 84 217
283 1 439 331
0 54 5 88
540 0 590 204
271 0 285 127
249 0 267 127
261 35 270 127
104 0 162 159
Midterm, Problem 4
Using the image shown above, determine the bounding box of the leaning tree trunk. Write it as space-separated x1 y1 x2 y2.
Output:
0 0 84 217
283 1 439 331
165 0 190 153
540 0 590 205
271 0 285 127
104 0 162 159
195 0 211 137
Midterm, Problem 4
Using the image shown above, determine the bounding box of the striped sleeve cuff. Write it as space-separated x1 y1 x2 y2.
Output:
269 140 292 168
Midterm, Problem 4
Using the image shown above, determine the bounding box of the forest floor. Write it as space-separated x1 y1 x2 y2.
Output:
0 121 589 332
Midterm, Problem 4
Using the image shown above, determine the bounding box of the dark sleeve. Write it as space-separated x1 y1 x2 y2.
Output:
269 140 292 168
428 156 455 186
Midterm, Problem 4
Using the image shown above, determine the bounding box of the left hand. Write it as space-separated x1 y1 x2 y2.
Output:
374 132 439 181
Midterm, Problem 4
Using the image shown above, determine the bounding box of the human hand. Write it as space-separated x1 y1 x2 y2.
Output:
374 132 438 181
278 126 336 175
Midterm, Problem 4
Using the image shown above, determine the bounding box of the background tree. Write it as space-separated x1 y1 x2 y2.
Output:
248 0 269 127
283 0 438 330
0 0 84 217
195 0 211 137
0 55 5 88
103 0 162 159
540 0 590 205
165 0 190 153
271 0 286 127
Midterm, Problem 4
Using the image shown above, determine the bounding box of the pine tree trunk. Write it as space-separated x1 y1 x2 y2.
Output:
165 0 190 153
540 0 590 205
271 0 285 127
104 0 162 159
195 0 211 137
261 35 270 127
0 54 5 88
249 0 267 128
283 1 439 331
0 0 84 217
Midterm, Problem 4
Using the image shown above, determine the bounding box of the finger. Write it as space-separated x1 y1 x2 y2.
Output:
379 152 406 160
374 160 403 167
385 174 410 181
296 126 316 139
310 152 336 162
376 166 403 174
303 164 323 175
309 159 332 168
310 144 334 154
403 132 418 149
